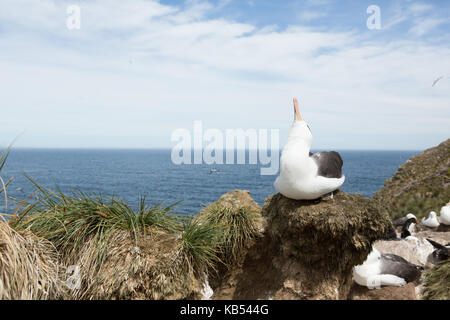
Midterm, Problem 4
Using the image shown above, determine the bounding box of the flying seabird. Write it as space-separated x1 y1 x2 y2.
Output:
393 213 417 227
422 211 440 228
432 76 444 87
274 98 345 200
353 247 423 288
426 238 450 263
440 205 450 225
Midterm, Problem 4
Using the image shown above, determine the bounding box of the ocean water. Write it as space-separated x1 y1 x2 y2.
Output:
0 149 418 215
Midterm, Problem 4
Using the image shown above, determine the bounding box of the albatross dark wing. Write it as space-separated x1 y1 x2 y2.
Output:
393 216 408 227
380 254 422 283
426 238 450 262
310 151 343 178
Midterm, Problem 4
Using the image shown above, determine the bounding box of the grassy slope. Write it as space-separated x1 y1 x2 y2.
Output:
423 260 450 300
373 139 450 220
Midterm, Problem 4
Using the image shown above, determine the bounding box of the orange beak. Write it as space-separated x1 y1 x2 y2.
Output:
293 97 302 121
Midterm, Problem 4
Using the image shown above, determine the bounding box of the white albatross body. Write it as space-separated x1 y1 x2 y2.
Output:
440 206 450 225
353 248 407 288
274 119 345 200
422 211 440 228
353 247 424 288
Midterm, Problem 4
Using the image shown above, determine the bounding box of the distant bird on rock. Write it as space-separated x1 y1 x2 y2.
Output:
393 213 417 227
422 211 440 228
440 205 450 225
401 217 417 239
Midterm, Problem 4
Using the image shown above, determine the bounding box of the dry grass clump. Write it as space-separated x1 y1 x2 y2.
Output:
422 260 450 300
0 221 64 299
60 227 204 300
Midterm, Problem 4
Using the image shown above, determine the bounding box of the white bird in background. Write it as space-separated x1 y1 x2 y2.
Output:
393 213 417 227
432 75 444 87
400 217 417 239
440 205 450 225
352 247 422 289
421 211 440 228
274 97 345 200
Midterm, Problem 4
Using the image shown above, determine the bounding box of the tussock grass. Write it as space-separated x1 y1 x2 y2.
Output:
9 177 222 299
181 219 222 271
0 143 13 212
0 221 64 299
196 204 261 265
0 144 229 299
422 260 450 300
11 176 182 273
5 186 263 299
4 159 261 299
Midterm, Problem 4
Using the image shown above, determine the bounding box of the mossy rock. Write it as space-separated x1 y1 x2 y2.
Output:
263 191 391 273
200 190 261 214
373 139 450 220
210 190 392 300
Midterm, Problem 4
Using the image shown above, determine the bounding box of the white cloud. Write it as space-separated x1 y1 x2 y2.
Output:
409 18 447 36
383 1 447 35
306 0 332 6
408 3 433 15
298 10 327 22
0 0 449 150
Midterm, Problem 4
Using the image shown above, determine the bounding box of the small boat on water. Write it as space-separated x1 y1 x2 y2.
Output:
209 169 218 174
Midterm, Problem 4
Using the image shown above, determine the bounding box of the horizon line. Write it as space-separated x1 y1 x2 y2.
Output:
4 147 423 152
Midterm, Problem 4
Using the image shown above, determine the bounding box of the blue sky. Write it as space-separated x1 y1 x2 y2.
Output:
0 0 449 150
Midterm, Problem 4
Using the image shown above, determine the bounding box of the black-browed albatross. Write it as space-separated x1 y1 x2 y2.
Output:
274 97 345 200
